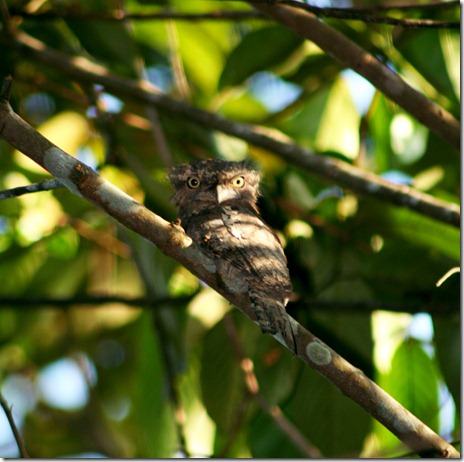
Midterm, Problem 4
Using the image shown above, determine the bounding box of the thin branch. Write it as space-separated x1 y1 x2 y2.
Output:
0 392 29 458
255 0 460 29
223 314 322 458
0 179 63 200
7 3 460 28
66 217 132 258
0 294 196 309
328 1 459 13
5 32 460 228
0 0 11 33
247 2 460 149
0 79 459 458
245 0 459 12
8 8 267 22
0 295 457 316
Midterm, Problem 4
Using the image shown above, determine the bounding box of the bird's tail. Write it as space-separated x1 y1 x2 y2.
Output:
249 291 297 353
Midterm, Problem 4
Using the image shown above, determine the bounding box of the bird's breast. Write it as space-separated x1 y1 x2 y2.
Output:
221 206 244 240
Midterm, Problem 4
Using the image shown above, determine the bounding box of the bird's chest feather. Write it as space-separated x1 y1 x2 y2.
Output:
220 206 245 240
185 206 256 251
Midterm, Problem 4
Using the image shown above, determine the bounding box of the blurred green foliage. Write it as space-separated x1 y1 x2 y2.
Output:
0 0 460 457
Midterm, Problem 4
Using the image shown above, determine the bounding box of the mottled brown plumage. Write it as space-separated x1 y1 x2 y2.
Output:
168 159 294 349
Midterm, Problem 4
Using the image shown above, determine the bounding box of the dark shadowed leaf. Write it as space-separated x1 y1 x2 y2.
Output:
219 26 304 89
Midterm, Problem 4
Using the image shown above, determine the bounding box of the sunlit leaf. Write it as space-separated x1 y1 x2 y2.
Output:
374 338 441 451
315 78 360 159
14 112 89 174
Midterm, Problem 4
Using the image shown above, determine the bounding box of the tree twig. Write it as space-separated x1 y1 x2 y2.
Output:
0 294 196 309
252 0 459 29
0 392 29 458
0 179 63 200
223 314 323 458
5 32 460 228
8 8 267 22
0 78 459 458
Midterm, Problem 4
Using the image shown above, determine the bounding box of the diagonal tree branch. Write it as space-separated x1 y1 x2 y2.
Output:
0 78 459 458
3 31 460 228
248 1 460 149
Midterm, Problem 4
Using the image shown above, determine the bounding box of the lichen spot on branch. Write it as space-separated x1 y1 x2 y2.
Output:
43 147 81 196
306 341 332 366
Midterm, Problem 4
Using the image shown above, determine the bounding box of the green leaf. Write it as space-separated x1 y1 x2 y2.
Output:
375 338 441 451
278 77 360 158
176 22 228 93
126 312 177 457
394 29 460 105
368 93 395 172
66 21 140 77
218 92 268 123
314 78 360 159
219 26 304 89
278 85 331 147
432 314 460 412
283 366 371 457
178 355 216 457
248 411 306 458
200 318 244 432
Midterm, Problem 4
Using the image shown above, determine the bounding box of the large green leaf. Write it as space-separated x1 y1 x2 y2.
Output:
432 313 460 413
283 366 371 457
278 77 360 158
200 317 244 433
66 21 140 77
368 93 396 172
219 26 304 89
393 29 460 106
126 312 177 457
374 338 441 453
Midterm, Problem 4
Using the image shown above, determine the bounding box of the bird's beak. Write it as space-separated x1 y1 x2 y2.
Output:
216 185 238 203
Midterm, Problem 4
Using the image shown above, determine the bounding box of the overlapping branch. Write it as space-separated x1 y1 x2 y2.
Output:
3 31 460 228
0 78 459 458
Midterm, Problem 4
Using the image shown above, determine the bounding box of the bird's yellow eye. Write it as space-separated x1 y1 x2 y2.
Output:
187 176 201 189
231 176 245 188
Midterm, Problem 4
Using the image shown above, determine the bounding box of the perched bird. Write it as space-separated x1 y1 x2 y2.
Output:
168 159 295 350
